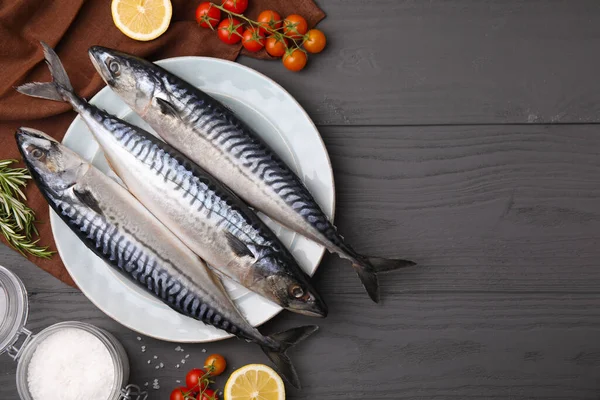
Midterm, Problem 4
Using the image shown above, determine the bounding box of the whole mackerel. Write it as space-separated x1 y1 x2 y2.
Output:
88 46 416 303
16 127 317 388
18 42 326 318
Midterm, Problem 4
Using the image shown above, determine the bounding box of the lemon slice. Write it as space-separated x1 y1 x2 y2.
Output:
111 0 172 41
224 364 285 400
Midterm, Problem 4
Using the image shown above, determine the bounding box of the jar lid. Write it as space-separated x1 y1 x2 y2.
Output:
0 265 29 355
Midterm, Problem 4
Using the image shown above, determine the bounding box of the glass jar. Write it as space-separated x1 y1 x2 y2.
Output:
0 265 146 400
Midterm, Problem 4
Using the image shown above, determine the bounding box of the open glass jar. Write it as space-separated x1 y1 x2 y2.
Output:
0 265 147 400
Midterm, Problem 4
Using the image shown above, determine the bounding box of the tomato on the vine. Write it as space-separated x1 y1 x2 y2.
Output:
197 389 218 400
222 0 248 14
195 2 221 29
217 18 244 45
170 387 190 400
265 36 288 57
283 14 308 39
303 29 326 53
186 368 208 392
242 27 265 52
283 48 307 72
204 353 227 376
257 10 282 35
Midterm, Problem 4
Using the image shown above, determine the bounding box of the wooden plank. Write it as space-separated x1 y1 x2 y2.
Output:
0 290 598 399
6 124 600 297
0 246 74 293
240 0 600 125
313 124 600 297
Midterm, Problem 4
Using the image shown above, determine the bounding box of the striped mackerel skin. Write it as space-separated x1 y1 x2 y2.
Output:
32 159 268 345
89 47 414 303
73 96 319 309
121 63 357 262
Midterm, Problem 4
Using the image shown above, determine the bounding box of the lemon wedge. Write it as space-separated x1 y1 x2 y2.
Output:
111 0 172 41
224 364 285 400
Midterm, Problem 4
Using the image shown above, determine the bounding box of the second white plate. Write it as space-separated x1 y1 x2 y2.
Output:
50 57 335 342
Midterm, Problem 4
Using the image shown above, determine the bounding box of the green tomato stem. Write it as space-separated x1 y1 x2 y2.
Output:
212 3 306 52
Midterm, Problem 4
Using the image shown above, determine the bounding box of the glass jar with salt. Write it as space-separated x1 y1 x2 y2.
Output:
0 265 147 400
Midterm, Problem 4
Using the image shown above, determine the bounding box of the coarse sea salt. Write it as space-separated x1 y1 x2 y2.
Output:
27 328 115 400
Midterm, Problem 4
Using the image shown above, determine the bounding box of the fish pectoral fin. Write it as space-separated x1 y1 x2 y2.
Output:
72 186 104 216
155 97 181 119
225 231 254 258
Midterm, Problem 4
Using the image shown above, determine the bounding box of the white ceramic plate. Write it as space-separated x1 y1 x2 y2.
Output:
51 57 334 342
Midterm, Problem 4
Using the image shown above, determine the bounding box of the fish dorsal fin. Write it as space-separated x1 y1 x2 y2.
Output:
73 186 104 216
225 231 254 258
155 97 180 119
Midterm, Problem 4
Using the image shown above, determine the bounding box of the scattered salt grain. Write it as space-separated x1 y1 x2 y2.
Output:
155 365 160 369
175 346 183 352
176 380 181 384
153 355 158 359
159 362 164 368
176 364 180 368
136 336 142 341
27 328 115 400
202 348 206 353
181 359 186 364
144 382 149 387
185 354 190 359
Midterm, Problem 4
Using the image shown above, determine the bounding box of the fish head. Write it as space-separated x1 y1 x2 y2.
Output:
16 127 88 192
88 46 158 117
253 252 328 318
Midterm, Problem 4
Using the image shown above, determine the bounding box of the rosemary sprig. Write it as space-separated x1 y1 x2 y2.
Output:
0 159 53 259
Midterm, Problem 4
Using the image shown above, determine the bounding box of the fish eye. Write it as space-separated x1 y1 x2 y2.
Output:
289 285 305 299
30 148 45 160
108 60 120 75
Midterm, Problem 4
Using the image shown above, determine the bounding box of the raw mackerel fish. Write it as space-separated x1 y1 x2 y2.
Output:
88 46 416 303
18 42 326 318
16 127 317 388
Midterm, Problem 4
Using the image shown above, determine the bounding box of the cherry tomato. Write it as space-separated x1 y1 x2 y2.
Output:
283 14 308 39
283 48 307 72
170 387 189 400
242 27 265 52
198 389 218 400
257 10 282 35
195 2 221 29
303 29 326 53
265 36 288 57
217 18 244 45
204 353 227 376
222 0 248 14
186 368 207 392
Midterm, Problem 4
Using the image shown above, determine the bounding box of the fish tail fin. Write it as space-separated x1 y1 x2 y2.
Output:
352 256 417 303
261 325 319 389
16 41 74 102
368 257 417 272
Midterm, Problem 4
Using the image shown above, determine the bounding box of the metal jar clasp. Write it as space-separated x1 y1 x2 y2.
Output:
119 384 148 400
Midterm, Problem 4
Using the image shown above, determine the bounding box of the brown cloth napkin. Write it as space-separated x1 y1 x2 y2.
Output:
0 0 325 287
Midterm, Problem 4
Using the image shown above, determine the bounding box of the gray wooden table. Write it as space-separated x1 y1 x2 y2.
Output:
2 1 600 398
